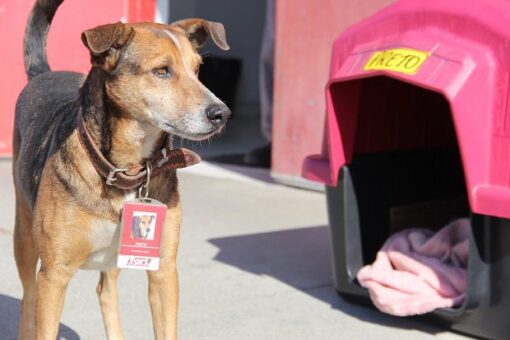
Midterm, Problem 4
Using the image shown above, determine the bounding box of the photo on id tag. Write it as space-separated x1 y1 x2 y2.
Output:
117 199 167 271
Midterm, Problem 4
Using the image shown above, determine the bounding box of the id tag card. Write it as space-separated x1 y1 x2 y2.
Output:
117 199 167 271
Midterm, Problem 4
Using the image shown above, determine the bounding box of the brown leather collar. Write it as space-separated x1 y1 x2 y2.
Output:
76 108 201 190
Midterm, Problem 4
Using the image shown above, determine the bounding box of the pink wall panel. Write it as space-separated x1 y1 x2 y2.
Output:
271 0 396 184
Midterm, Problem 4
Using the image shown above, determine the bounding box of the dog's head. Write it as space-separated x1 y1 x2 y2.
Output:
133 214 155 238
81 19 231 141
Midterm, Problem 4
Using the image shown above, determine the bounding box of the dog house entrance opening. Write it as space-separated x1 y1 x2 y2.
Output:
331 76 470 264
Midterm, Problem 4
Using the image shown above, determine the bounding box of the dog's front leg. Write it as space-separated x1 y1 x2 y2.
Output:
36 264 77 340
148 261 179 340
148 203 181 340
97 268 124 340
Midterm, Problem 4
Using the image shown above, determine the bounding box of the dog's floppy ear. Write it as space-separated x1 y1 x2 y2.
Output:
150 215 155 223
81 22 134 71
174 18 229 51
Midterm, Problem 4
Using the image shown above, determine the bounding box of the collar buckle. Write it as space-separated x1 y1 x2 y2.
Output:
106 168 128 186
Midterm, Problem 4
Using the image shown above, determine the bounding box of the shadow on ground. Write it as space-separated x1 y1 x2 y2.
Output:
0 294 80 340
208 225 448 335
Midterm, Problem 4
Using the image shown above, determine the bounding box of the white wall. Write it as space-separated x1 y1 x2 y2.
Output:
169 0 266 117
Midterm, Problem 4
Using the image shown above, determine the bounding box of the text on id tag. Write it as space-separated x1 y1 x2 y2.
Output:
117 198 167 271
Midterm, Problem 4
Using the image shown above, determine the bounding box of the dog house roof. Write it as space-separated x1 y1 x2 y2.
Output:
304 0 510 219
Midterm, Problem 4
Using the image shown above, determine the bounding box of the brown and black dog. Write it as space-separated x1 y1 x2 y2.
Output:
13 0 231 339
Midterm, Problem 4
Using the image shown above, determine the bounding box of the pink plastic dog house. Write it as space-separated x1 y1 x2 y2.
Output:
304 0 510 338
305 0 510 219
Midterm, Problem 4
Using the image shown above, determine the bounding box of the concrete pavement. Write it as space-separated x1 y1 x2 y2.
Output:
0 159 469 339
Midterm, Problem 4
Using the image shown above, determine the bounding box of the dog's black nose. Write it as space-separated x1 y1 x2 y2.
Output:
206 104 231 126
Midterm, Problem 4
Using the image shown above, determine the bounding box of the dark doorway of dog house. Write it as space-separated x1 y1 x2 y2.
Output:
326 76 510 339
334 76 469 265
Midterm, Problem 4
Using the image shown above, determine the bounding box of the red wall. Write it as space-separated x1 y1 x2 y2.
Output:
271 0 396 184
0 0 155 157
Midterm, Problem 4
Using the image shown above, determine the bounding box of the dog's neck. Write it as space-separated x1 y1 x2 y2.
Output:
80 68 167 169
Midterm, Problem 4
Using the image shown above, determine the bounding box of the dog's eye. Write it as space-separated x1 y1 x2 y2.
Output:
152 67 171 78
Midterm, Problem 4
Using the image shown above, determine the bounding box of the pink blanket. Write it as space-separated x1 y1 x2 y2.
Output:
357 218 470 316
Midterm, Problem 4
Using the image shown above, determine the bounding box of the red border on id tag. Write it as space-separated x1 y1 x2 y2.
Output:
117 199 167 271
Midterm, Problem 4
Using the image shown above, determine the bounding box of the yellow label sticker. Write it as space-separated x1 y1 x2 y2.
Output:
364 48 430 75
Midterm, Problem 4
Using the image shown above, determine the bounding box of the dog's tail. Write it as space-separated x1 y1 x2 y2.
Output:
23 0 64 80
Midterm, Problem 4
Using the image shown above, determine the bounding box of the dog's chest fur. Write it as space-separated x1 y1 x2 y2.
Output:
81 193 136 270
